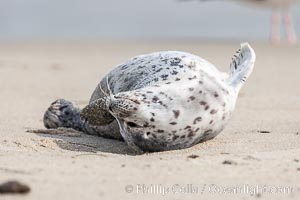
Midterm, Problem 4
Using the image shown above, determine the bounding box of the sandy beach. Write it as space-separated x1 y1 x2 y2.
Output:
0 41 300 200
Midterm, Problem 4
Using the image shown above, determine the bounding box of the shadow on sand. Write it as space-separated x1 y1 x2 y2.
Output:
27 128 140 156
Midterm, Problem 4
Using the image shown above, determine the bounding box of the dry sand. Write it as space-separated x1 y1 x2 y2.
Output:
0 41 299 200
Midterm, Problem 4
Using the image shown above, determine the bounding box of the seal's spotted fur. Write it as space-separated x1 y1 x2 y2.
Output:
43 43 256 152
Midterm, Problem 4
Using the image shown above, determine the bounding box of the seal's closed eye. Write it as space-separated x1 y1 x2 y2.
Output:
127 122 138 127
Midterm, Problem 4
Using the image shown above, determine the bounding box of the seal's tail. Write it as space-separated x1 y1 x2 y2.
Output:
228 43 256 93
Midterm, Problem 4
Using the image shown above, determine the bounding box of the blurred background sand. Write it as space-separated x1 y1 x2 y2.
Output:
0 0 299 41
0 1 300 200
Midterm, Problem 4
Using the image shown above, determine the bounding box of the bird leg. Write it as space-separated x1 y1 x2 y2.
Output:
282 8 298 44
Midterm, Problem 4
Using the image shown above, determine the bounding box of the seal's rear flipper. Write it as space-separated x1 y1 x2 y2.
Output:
43 99 83 130
228 43 256 93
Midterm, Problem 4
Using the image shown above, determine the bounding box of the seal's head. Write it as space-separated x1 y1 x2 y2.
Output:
105 76 232 152
106 85 177 136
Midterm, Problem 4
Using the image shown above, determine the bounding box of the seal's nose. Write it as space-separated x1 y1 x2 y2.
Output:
108 104 113 112
106 95 139 119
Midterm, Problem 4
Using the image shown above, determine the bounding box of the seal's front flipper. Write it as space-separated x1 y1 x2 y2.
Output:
115 117 144 154
80 98 115 126
228 43 256 93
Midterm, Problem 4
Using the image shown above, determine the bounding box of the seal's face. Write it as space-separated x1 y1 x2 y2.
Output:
108 85 176 135
107 78 232 152
109 84 187 151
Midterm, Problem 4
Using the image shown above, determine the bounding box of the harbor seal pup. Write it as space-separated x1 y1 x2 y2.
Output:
43 43 256 152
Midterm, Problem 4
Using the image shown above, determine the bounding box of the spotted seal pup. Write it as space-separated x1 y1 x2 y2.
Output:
43 43 256 152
